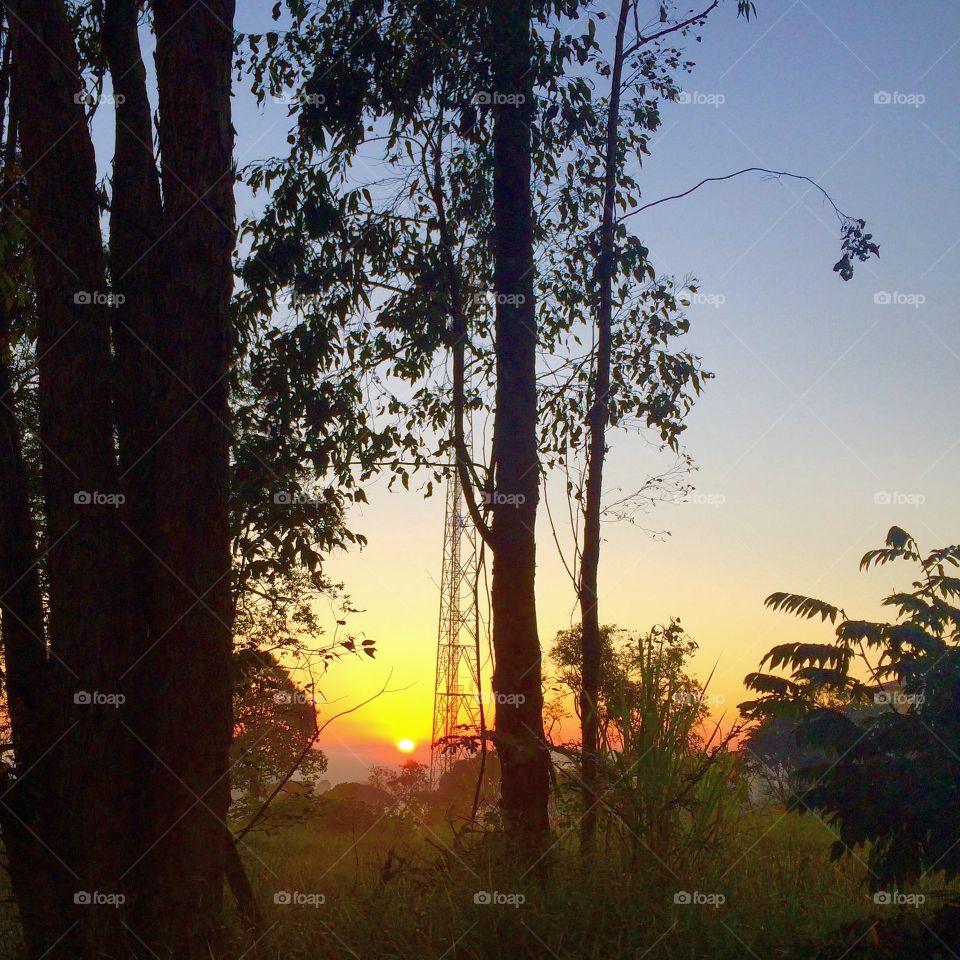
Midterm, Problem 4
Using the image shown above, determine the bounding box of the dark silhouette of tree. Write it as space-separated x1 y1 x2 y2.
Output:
541 0 878 852
369 759 431 820
231 650 327 804
0 0 237 954
236 0 587 847
484 0 552 847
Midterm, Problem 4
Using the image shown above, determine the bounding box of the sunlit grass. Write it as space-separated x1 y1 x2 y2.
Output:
227 804 946 960
0 803 945 958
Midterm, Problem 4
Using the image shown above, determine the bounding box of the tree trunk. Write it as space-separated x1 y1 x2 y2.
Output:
487 0 551 847
6 0 238 953
7 0 129 954
0 31 62 955
103 0 163 486
128 0 237 953
101 11 168 934
579 0 630 854
225 831 262 936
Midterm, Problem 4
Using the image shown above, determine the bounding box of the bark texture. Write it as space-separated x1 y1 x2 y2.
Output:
129 0 237 953
487 0 551 846
2 0 239 954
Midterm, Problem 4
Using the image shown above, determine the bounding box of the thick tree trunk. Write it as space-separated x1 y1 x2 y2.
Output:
7 0 129 955
0 22 64 958
128 0 237 954
103 0 162 484
5 0 238 954
579 0 630 853
487 0 551 847
0 17 56 928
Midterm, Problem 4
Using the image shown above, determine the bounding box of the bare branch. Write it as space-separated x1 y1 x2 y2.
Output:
620 166 853 223
622 1 720 60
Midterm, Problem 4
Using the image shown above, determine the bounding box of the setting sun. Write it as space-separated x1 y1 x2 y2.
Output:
396 738 415 754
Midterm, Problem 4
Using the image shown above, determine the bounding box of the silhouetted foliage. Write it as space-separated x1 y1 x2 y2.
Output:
742 527 960 889
231 650 327 803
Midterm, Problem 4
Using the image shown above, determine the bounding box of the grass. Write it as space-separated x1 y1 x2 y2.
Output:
229 802 951 960
0 800 949 958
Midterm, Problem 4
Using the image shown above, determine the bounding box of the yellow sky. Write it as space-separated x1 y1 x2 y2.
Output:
305 418 958 783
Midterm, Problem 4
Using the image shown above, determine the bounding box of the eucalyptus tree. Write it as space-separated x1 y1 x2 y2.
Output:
484 0 557 844
538 0 749 852
237 0 597 846
236 0 715 848
534 0 880 851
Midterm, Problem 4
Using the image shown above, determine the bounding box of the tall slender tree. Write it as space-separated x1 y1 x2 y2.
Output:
577 0 731 854
486 0 552 843
543 0 876 852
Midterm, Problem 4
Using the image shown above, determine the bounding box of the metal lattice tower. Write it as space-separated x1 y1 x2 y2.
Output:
429 460 483 788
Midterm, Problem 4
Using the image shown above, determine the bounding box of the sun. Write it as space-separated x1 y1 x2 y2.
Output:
396 738 415 754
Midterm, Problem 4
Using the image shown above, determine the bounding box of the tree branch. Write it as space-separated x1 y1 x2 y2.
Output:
619 166 852 223
622 1 720 60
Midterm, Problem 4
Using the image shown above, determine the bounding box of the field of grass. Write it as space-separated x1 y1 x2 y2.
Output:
228 802 954 960
0 800 950 958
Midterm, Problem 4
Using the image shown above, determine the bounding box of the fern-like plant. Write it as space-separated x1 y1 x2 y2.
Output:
740 527 960 890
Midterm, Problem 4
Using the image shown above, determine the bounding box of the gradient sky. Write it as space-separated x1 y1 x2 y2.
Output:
294 1 960 782
94 1 960 782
